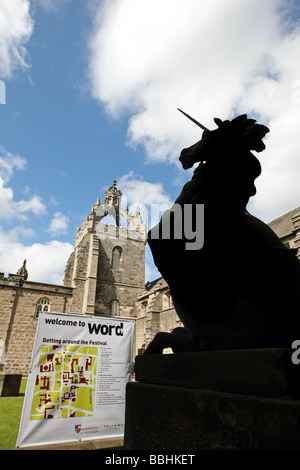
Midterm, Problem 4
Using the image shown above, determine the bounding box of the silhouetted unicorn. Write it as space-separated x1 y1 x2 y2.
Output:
146 114 300 353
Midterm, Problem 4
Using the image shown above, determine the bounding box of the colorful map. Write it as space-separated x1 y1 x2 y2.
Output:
30 344 97 420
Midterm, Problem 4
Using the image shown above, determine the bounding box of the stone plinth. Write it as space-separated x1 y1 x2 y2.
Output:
124 349 300 450
134 348 300 398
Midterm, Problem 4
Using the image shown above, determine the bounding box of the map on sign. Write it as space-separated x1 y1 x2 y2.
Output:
30 344 97 420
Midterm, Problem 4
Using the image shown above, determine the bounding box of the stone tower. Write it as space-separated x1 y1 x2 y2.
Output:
64 181 147 318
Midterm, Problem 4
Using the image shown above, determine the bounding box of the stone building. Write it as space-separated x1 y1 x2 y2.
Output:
135 277 182 355
0 181 147 375
63 180 147 318
1 181 300 375
0 262 73 375
268 206 300 253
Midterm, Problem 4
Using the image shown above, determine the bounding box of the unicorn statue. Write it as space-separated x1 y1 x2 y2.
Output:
146 113 300 353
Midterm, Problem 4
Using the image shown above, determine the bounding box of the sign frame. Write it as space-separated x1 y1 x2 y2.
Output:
16 311 134 448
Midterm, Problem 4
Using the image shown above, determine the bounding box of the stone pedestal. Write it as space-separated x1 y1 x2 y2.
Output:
0 373 22 397
124 349 300 450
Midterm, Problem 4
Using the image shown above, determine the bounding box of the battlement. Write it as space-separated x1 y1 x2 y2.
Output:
0 272 73 294
0 273 24 286
75 217 146 247
96 221 146 242
75 185 147 247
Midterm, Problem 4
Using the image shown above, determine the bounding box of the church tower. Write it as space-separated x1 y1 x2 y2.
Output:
64 181 147 318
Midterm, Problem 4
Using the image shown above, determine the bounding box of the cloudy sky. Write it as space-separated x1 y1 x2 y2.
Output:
0 0 300 284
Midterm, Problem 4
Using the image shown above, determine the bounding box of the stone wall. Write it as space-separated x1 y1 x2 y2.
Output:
160 308 180 333
66 232 91 314
134 316 147 355
64 207 146 319
95 226 146 317
136 278 181 354
0 278 16 350
0 275 73 375
63 251 75 287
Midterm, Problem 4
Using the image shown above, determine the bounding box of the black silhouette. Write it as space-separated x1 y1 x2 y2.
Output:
146 114 300 353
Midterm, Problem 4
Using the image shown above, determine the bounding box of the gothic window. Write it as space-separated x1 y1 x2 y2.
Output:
111 300 119 316
36 298 50 319
112 246 122 270
164 292 173 309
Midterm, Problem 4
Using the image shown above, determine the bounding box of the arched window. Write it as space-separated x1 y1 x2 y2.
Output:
36 298 50 318
111 300 119 316
112 246 122 270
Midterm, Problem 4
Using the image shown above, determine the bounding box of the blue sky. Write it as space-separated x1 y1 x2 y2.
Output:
1 0 300 284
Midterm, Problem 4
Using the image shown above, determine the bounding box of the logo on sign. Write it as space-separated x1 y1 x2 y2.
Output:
75 424 81 434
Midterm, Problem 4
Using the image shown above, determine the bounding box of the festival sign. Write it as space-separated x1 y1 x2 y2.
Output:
16 311 134 448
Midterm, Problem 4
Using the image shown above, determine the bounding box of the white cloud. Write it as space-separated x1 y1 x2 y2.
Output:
0 146 47 219
0 146 27 182
116 172 172 281
14 225 35 238
49 195 58 206
88 0 300 221
0 227 73 284
47 211 69 236
0 148 70 283
118 171 172 206
34 0 70 13
0 178 15 219
16 194 47 215
118 171 173 229
117 172 169 283
0 177 47 219
0 0 34 79
0 146 72 284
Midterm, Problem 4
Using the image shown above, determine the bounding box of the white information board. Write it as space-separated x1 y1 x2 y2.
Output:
17 311 134 448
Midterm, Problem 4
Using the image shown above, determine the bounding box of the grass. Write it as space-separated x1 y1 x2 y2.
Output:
0 378 27 450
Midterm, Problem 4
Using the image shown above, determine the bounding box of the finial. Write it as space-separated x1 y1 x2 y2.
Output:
17 259 28 280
